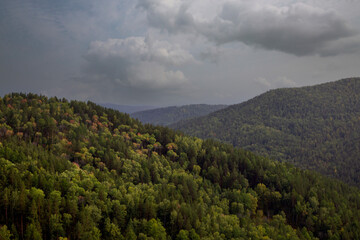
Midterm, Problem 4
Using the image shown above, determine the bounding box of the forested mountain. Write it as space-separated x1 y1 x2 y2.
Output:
173 78 360 186
1 93 360 240
99 103 157 114
131 104 227 126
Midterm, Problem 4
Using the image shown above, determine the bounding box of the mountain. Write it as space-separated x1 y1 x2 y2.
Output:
131 104 228 126
173 78 360 186
0 93 360 239
99 103 157 114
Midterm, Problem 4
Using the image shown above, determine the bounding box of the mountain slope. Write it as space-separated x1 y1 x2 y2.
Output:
131 104 227 126
0 93 360 239
173 78 360 186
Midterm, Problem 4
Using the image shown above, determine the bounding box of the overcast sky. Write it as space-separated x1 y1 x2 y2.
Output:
1 0 360 106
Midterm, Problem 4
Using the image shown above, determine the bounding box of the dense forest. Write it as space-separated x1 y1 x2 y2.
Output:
0 93 360 240
173 78 360 186
131 104 227 126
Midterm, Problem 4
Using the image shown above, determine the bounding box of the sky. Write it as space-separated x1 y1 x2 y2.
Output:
1 0 360 106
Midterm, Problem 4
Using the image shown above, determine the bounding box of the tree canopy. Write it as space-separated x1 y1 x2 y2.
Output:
0 92 360 239
174 78 360 186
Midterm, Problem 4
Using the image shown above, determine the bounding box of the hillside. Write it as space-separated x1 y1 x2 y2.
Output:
131 104 227 126
1 93 360 239
173 78 360 186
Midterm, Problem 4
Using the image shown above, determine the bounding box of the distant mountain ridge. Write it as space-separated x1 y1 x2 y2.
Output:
99 103 157 114
131 104 228 126
173 78 360 186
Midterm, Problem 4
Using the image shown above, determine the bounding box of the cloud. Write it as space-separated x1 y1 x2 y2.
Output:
319 35 360 56
138 0 358 56
199 46 224 63
84 37 195 89
137 0 196 34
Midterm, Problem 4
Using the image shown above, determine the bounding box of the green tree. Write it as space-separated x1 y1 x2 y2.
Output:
0 225 12 240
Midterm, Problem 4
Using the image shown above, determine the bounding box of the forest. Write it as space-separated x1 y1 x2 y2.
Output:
0 93 360 240
173 78 360 186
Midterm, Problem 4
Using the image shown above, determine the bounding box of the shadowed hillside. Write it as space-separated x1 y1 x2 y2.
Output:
173 78 360 186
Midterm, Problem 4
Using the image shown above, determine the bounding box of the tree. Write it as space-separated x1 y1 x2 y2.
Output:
176 230 189 240
104 218 123 240
48 190 62 215
3 188 10 225
25 222 42 240
145 219 167 240
49 214 65 240
0 225 12 240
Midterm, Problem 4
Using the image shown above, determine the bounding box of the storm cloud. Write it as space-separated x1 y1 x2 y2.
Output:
138 0 358 56
84 37 195 89
1 0 360 106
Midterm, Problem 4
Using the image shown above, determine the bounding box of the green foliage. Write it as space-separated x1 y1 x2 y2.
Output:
174 78 360 186
0 92 359 240
0 225 12 240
